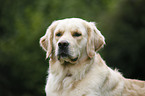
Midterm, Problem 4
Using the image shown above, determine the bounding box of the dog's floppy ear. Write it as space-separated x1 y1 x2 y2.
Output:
86 22 105 58
40 21 58 58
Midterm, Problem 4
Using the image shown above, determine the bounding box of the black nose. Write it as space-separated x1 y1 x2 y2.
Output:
58 41 69 48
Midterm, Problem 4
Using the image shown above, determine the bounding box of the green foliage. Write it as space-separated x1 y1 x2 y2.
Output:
0 0 145 96
101 0 145 79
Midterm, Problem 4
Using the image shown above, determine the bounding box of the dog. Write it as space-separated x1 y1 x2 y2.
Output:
40 18 145 96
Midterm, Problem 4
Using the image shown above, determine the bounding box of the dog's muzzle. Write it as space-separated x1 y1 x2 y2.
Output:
58 40 69 58
57 40 78 62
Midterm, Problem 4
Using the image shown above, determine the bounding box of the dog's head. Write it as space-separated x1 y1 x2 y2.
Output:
40 18 105 64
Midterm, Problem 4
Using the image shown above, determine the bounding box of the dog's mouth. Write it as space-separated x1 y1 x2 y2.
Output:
57 46 79 63
57 53 78 63
58 53 68 58
71 57 78 62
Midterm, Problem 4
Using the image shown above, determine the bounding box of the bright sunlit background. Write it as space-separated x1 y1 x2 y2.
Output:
0 0 145 96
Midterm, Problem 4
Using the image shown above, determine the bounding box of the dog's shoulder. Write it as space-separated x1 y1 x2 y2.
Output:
123 79 145 96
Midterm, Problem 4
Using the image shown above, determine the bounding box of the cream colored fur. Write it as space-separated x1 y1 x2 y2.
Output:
40 18 145 96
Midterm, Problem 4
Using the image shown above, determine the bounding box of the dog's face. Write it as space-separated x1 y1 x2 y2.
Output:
53 20 88 63
40 18 105 64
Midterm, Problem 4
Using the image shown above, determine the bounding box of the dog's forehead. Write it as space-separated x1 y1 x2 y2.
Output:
54 19 87 34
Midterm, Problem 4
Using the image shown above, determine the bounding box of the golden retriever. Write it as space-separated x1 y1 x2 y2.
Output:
40 18 145 96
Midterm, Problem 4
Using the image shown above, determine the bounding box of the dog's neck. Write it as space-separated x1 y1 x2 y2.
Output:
48 54 95 91
49 55 93 76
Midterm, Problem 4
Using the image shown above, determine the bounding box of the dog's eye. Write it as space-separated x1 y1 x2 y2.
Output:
73 32 82 37
56 33 62 37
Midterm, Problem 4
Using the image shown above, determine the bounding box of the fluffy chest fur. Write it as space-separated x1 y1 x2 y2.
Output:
45 54 124 96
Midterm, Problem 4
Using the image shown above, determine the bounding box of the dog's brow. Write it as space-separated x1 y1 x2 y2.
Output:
56 29 64 32
71 29 81 33
55 29 64 35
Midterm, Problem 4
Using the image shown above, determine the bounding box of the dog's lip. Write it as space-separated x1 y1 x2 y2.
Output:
71 57 78 62
58 54 78 63
59 53 68 57
57 53 68 60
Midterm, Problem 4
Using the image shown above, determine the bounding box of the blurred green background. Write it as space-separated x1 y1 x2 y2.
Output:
0 0 145 96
